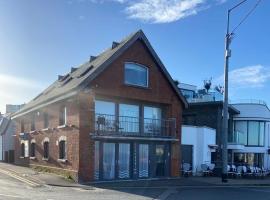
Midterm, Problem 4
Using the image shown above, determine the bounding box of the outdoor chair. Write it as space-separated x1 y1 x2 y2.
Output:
235 166 243 178
243 166 253 178
182 163 192 177
201 164 210 176
208 163 215 176
227 165 236 178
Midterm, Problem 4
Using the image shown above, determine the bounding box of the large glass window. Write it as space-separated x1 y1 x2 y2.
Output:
144 106 162 134
248 121 259 146
125 63 148 87
119 104 139 133
259 122 265 146
95 100 116 132
234 121 265 146
103 143 115 180
234 121 247 145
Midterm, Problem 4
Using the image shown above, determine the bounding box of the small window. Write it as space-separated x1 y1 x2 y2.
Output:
21 143 25 157
44 112 49 128
43 141 49 159
125 63 148 87
30 142 36 157
59 140 66 160
31 115 35 131
59 106 67 126
21 119 25 133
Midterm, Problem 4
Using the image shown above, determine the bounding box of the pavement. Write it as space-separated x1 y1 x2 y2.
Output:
3 163 270 199
2 162 270 189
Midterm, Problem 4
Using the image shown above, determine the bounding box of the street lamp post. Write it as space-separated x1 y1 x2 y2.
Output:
222 0 248 183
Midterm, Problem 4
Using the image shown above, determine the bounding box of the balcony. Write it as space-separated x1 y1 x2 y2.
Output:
228 131 245 150
94 113 176 138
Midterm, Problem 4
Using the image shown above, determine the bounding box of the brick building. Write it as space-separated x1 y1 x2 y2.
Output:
12 30 187 182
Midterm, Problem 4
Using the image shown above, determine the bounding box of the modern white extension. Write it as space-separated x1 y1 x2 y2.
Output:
229 100 270 170
181 125 217 175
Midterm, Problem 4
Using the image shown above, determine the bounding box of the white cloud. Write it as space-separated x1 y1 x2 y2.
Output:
125 0 204 23
0 74 45 113
215 65 270 89
89 0 227 23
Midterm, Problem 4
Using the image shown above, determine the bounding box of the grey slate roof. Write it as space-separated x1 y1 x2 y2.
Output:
12 30 188 118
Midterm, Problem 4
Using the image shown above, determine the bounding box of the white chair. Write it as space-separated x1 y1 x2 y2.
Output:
236 166 242 178
182 163 192 177
201 164 210 176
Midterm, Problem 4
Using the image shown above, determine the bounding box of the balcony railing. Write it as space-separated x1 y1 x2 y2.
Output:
94 113 176 138
228 131 245 145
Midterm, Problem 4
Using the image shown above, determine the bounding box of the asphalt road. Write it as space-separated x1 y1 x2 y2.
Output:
2 170 270 200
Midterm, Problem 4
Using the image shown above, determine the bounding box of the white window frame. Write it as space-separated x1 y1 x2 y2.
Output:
124 62 149 88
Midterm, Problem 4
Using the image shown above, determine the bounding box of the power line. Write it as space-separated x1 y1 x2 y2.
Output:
231 0 262 34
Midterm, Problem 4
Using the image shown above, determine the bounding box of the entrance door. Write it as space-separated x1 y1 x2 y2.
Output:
138 144 149 178
118 143 130 179
103 143 116 180
155 144 166 177
181 145 193 166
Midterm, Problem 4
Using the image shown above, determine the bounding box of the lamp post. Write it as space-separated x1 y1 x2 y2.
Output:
222 0 248 183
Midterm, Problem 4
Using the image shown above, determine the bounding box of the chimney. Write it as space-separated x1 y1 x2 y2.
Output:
112 41 119 49
90 56 97 62
58 75 64 81
71 67 78 73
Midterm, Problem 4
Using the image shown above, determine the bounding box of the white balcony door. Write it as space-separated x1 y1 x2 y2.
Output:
103 143 116 179
139 144 149 178
118 143 130 179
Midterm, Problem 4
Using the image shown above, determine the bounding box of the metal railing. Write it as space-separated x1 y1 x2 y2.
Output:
230 99 267 106
95 113 176 138
228 131 245 145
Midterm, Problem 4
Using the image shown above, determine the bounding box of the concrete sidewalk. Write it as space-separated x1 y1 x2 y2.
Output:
0 162 79 188
1 162 270 189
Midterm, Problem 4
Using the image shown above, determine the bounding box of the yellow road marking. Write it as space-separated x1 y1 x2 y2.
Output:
0 168 40 187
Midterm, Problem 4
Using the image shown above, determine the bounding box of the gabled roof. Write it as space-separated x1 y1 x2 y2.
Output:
12 30 188 119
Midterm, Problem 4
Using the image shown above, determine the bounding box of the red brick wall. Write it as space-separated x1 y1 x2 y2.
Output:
14 38 184 181
89 39 183 177
14 97 80 177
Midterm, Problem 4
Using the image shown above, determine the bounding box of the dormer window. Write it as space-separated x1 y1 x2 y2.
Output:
125 63 148 87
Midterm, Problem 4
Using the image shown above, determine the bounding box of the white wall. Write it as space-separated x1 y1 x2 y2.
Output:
182 125 216 174
232 103 270 169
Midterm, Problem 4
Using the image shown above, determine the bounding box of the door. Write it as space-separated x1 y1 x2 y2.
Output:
155 144 166 177
138 144 149 178
181 145 193 166
103 143 116 180
118 143 130 179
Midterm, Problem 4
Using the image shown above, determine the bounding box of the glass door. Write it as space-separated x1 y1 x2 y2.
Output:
118 143 130 179
103 143 116 180
155 144 165 177
139 144 149 178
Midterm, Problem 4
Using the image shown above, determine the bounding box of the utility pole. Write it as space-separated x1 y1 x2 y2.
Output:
222 0 248 183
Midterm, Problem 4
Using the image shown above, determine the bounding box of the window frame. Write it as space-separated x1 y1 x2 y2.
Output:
30 142 36 158
59 140 67 160
124 62 149 88
234 120 265 147
31 114 35 131
59 106 67 126
20 143 25 157
44 112 49 129
43 141 49 159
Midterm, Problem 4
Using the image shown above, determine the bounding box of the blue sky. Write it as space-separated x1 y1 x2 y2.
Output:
0 0 269 113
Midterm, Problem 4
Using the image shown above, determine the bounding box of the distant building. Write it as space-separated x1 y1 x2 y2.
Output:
0 114 15 163
0 104 23 162
6 104 24 114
